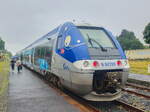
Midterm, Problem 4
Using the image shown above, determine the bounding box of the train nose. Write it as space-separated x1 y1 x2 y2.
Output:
81 69 129 101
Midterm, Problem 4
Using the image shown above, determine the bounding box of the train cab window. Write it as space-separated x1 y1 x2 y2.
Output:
78 27 116 49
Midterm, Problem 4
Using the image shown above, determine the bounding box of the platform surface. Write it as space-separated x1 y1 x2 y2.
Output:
8 67 80 112
129 73 150 82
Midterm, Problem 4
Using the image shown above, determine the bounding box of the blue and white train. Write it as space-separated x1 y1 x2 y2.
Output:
19 22 129 101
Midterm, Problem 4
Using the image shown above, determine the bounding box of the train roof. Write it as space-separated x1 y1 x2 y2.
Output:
23 25 60 51
21 22 104 52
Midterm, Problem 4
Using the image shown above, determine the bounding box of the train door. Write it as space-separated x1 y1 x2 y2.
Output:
31 48 34 67
44 41 53 71
56 27 72 88
29 54 32 67
34 47 41 71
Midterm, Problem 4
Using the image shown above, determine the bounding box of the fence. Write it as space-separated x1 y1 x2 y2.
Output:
125 49 150 60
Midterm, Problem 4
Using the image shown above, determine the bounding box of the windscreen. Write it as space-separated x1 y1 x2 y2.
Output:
78 27 116 48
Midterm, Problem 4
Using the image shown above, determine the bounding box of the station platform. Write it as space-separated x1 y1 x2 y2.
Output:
8 67 80 112
128 73 150 83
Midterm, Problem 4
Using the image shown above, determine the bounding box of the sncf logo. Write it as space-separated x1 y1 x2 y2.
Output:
63 63 69 70
101 62 116 67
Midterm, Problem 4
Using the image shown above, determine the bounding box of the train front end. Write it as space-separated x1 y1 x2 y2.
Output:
72 26 129 101
58 22 129 101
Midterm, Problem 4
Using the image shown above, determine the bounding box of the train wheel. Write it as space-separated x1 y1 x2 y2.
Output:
45 73 49 81
57 79 63 90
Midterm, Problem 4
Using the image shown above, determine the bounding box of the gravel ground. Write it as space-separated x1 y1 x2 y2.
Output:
89 86 150 112
120 92 150 112
90 101 128 112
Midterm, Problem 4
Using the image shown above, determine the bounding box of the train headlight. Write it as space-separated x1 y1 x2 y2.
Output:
117 60 122 66
83 61 89 67
93 61 99 67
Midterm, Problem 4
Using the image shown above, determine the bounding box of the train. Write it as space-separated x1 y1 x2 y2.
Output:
18 22 129 101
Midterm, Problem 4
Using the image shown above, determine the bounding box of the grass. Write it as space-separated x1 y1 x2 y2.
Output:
129 59 150 75
0 60 9 112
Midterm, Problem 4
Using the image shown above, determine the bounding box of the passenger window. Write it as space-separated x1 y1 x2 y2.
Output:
41 47 45 58
37 48 41 57
45 47 51 57
34 48 37 57
57 37 63 49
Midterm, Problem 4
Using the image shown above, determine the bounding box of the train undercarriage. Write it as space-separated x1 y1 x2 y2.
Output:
93 70 123 94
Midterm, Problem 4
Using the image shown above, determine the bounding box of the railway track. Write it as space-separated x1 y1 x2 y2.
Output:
119 82 150 111
124 83 150 99
114 100 145 112
126 82 150 91
123 88 150 99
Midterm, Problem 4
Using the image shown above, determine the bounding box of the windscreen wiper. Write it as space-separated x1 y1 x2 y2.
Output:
86 34 107 51
87 34 94 47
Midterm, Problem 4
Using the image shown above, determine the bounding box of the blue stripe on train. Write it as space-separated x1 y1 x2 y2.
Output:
56 22 126 63
56 22 90 63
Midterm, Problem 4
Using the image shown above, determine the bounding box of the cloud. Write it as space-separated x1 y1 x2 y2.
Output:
0 0 149 54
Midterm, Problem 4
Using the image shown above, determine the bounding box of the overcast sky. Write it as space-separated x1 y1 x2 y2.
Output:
0 0 150 54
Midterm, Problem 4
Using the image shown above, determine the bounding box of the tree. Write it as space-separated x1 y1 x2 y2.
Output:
117 29 144 50
0 37 5 50
143 23 150 45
